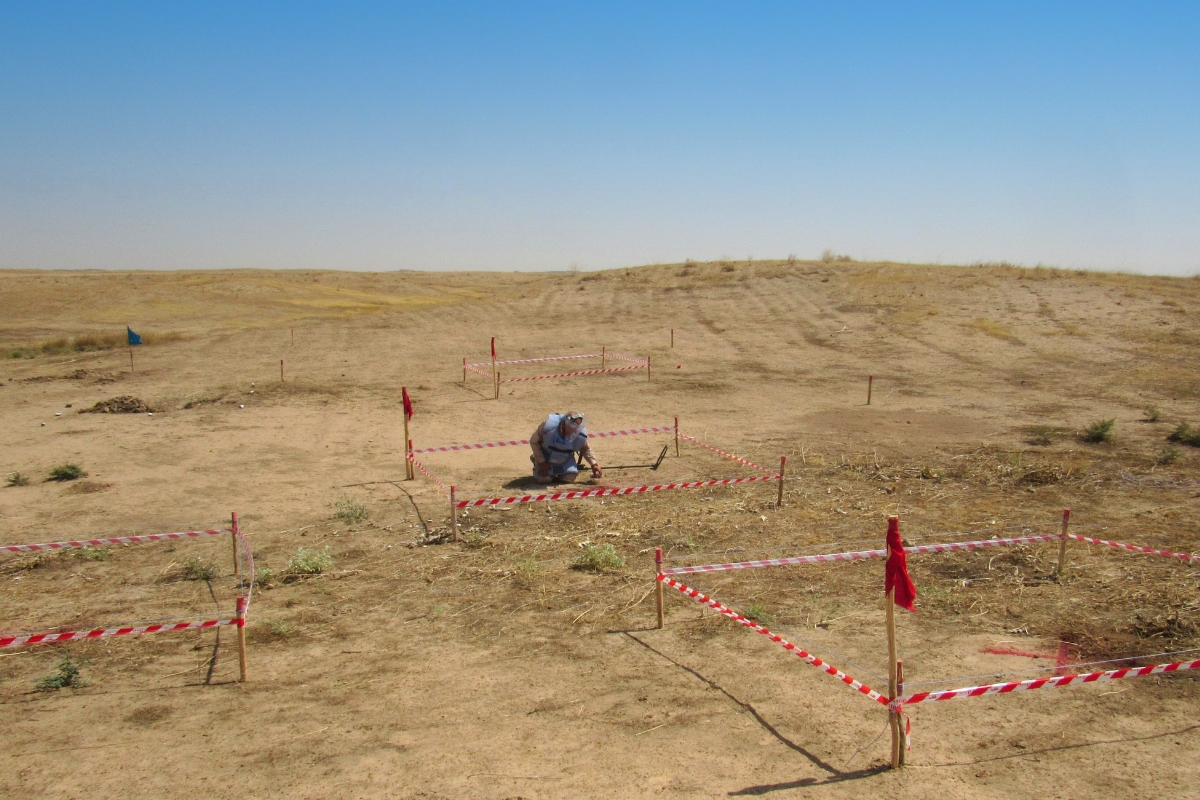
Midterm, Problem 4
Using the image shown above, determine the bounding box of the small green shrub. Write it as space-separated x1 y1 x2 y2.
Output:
182 556 218 581
744 603 773 624
1143 406 1162 423
5 472 30 487
1167 422 1200 447
512 557 544 588
36 654 88 690
73 546 111 562
332 495 368 524
47 463 87 482
463 531 488 549
573 543 624 572
1157 446 1180 465
1025 425 1059 446
255 566 273 586
1081 419 1115 443
288 546 333 575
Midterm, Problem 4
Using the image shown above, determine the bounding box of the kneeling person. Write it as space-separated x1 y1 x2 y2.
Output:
530 411 603 484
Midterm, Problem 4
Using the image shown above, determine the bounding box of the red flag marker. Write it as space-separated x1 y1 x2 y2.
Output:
402 386 414 420
885 517 917 611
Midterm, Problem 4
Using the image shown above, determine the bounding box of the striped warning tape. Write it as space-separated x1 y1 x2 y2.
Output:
499 364 646 383
464 364 493 377
678 432 774 473
1067 533 1200 564
468 353 600 367
1 617 242 649
604 353 649 364
892 658 1200 709
659 575 888 705
661 533 1061 575
455 475 780 508
2 528 233 554
407 453 449 497
410 425 673 455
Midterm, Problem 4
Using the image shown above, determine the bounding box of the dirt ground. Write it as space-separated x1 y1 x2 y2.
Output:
1 260 1198 798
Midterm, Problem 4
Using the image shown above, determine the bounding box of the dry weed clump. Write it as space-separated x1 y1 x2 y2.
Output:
964 318 1022 343
80 396 155 414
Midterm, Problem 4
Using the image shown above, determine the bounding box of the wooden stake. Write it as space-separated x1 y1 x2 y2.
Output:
867 374 873 405
236 594 248 682
887 585 901 768
776 456 786 508
896 660 906 766
291 328 294 346
462 357 467 384
280 359 285 382
230 511 241 579
407 439 414 481
495 371 501 400
601 345 606 369
1055 508 1071 579
450 486 459 542
403 409 413 480
646 355 651 382
671 328 674 348
491 337 497 388
674 417 680 457
655 547 664 629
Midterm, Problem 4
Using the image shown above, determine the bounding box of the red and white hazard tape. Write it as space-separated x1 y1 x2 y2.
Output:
1067 533 1200 564
464 364 493 377
661 548 886 575
455 474 780 508
410 425 674 455
2 528 232 554
468 353 602 367
678 432 774 473
1 617 242 649
605 353 649 364
407 453 450 497
661 533 1062 576
659 575 888 705
892 658 1200 709
499 364 646 383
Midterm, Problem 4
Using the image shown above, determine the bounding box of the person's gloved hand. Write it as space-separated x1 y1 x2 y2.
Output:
591 465 603 479
535 462 551 480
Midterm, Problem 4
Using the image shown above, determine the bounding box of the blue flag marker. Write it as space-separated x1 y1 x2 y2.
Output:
127 327 142 346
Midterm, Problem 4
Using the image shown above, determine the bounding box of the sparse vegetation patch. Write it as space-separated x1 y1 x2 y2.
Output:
1081 419 1116 443
573 543 624 572
5 472 30 487
288 546 333 575
47 463 86 482
1167 422 1200 448
332 495 368 524
36 654 88 690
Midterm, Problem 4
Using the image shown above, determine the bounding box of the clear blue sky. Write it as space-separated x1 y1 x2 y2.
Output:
1 3 1197 274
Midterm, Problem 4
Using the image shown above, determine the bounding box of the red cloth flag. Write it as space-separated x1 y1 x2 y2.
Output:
402 386 413 420
491 337 496 359
885 517 917 611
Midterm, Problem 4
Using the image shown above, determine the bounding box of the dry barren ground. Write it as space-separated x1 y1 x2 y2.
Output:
1 261 1199 799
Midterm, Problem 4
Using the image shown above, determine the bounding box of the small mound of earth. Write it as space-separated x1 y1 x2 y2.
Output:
80 396 155 414
65 481 113 495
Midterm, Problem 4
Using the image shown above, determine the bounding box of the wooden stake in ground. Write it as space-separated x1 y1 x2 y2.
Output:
291 328 294 346
671 328 674 348
402 386 414 480
882 513 916 769
867 374 873 405
128 344 134 373
450 486 459 542
462 357 467 384
1055 508 1072 578
896 660 906 766
495 370 501 400
491 337 497 396
280 359 285 382
236 594 248 682
776 456 786 507
230 511 242 580
674 417 680 457
601 345 606 369
655 547 664 629
408 439 414 481
646 355 651 382
887 584 900 768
